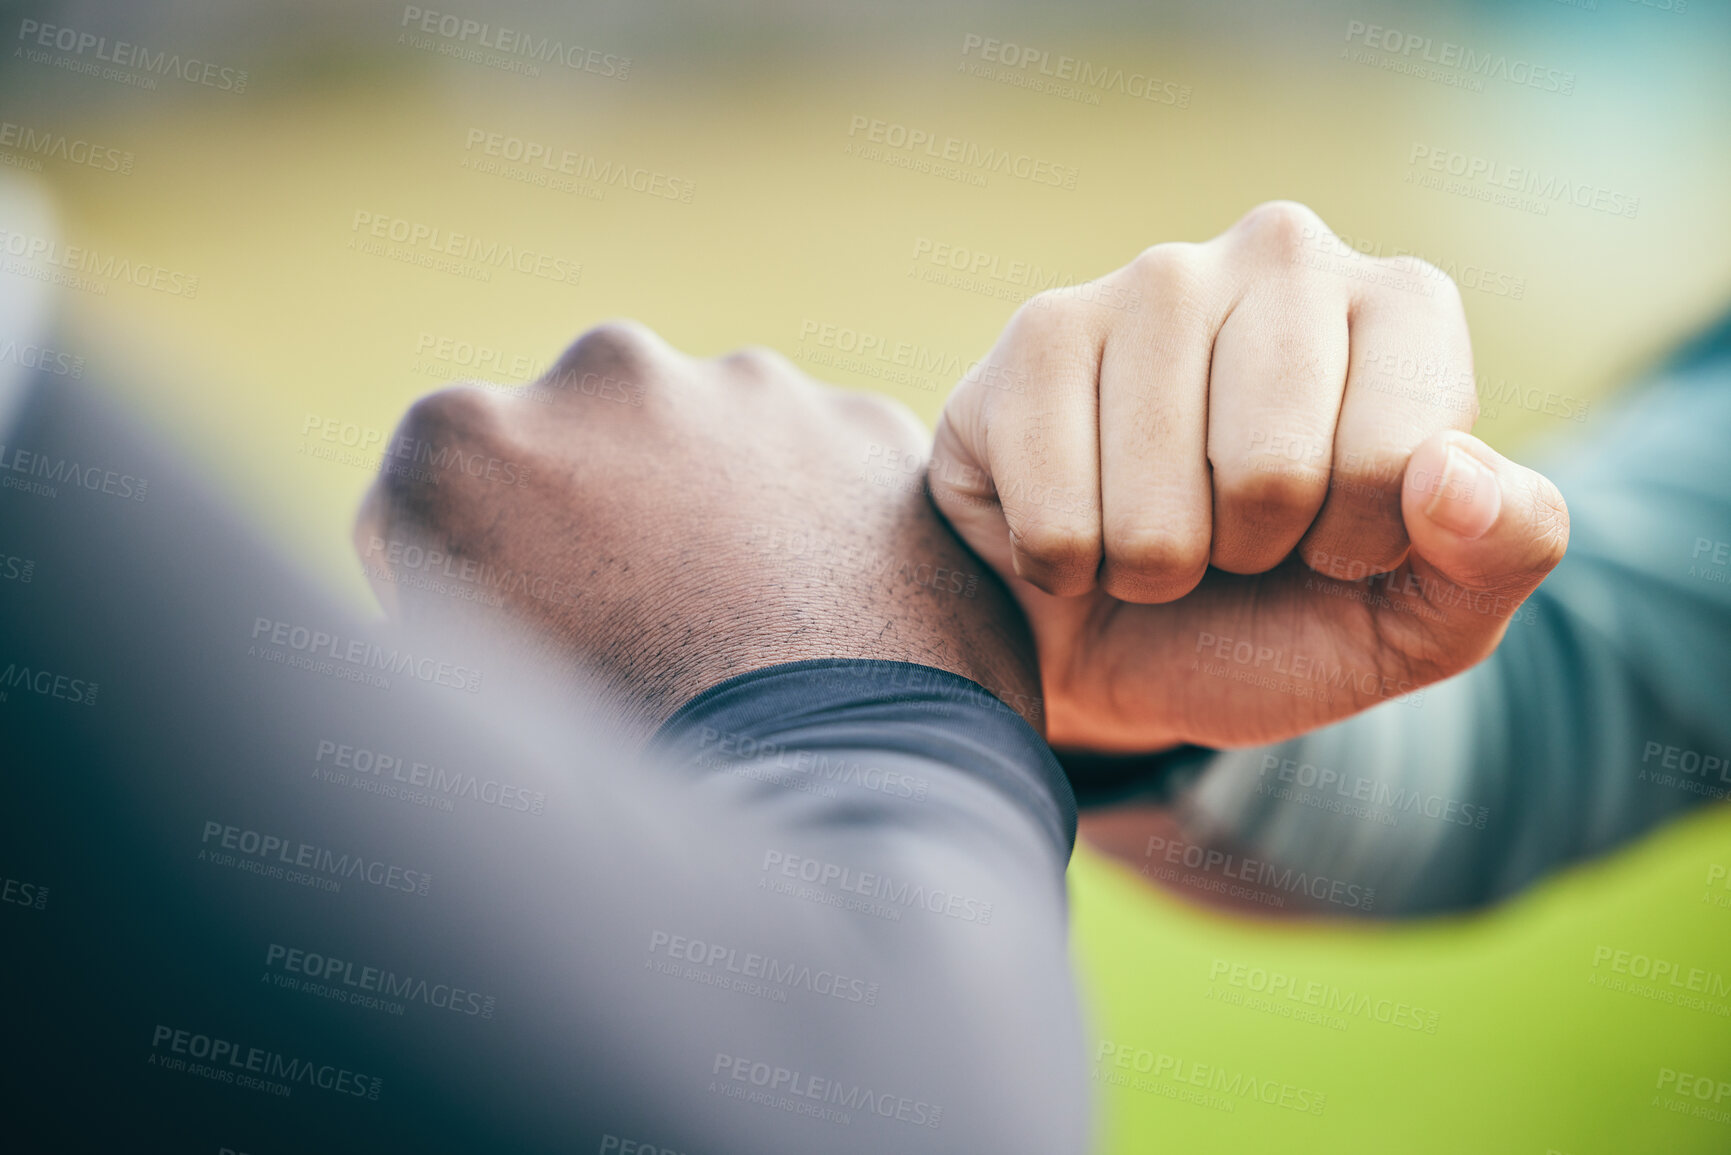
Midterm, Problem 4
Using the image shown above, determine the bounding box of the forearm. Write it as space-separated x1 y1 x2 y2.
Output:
0 375 1089 1152
1172 356 1731 914
650 659 1088 1149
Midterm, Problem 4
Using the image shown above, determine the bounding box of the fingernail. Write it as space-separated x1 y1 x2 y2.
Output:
1425 445 1500 540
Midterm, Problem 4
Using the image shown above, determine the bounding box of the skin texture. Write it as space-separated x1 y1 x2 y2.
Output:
354 321 1042 740
929 201 1572 753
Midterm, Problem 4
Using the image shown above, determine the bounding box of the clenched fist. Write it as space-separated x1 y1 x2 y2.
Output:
929 201 1569 752
355 322 1040 737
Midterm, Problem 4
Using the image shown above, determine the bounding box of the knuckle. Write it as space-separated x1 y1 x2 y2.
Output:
1014 288 1090 342
846 388 925 438
1302 542 1372 581
1009 516 1099 572
1125 242 1208 300
1103 521 1209 579
722 343 796 382
999 295 1100 395
1366 254 1467 319
377 386 513 523
1304 523 1409 578
398 385 505 449
832 389 928 459
1218 465 1326 521
553 318 664 379
1329 447 1408 506
1405 258 1464 308
1234 200 1330 258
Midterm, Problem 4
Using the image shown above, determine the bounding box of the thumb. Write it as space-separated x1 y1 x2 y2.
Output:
1400 430 1570 633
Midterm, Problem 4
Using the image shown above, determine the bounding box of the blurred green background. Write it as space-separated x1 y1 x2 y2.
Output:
7 0 1731 1149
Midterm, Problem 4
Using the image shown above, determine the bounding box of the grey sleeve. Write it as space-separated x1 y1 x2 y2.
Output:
0 376 1088 1153
1173 346 1731 915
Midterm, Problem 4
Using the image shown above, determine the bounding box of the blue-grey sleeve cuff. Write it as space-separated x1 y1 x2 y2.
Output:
651 658 1077 860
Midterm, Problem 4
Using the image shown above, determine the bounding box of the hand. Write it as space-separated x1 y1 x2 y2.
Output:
354 321 1039 737
926 201 1570 753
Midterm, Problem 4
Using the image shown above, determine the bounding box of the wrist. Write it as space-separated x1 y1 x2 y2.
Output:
665 496 1046 733
1040 652 1189 753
